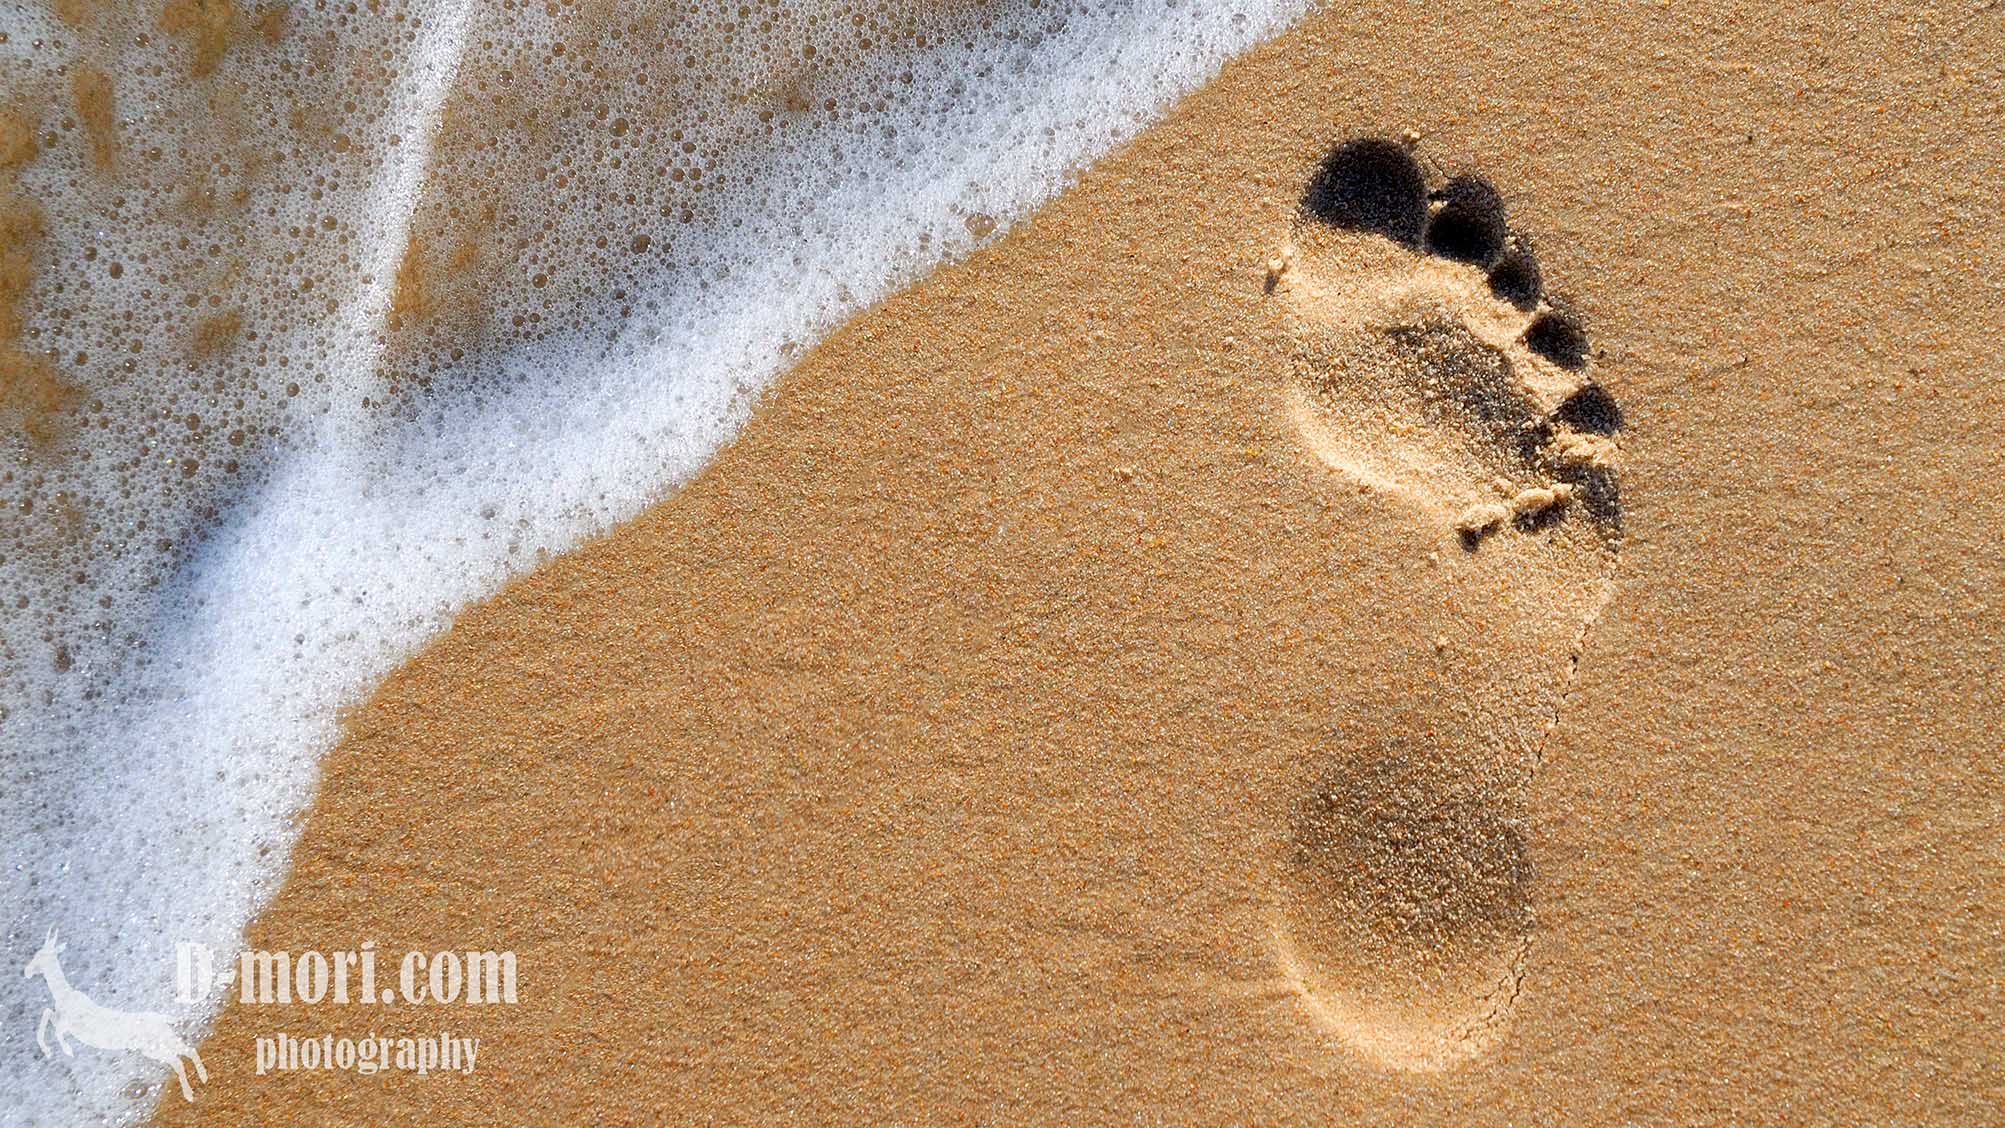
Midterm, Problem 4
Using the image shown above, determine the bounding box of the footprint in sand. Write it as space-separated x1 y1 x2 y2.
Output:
1263 137 1623 1072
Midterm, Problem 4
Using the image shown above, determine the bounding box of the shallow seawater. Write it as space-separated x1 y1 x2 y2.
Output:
0 1 1304 1121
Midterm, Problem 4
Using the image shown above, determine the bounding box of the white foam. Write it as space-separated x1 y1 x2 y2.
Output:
0 2 1305 1120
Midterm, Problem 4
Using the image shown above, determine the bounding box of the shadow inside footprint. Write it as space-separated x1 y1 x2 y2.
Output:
1301 138 1429 246
1423 177 1509 268
1524 310 1590 371
1485 241 1544 310
1277 747 1533 1071
1291 756 1532 947
1382 321 1546 451
1554 383 1624 434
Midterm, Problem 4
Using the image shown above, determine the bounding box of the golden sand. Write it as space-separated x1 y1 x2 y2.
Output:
161 3 2002 1123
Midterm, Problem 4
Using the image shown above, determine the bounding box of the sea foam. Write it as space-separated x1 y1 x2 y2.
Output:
0 2 1304 1120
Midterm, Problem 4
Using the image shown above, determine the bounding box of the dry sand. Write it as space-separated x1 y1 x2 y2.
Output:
161 2 2002 1123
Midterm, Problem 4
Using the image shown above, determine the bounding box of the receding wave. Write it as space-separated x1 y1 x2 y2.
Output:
0 1 1304 1120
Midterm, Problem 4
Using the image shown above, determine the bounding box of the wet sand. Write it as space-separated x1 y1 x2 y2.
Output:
161 2 2003 1124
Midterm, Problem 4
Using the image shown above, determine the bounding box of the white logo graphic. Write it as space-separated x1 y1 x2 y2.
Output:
23 927 208 1103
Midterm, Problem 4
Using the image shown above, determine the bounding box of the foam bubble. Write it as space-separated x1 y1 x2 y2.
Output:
0 1 1305 1120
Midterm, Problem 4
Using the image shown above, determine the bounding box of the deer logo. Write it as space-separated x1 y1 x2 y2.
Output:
23 927 208 1102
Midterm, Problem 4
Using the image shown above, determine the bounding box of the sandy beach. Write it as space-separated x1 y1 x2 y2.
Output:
0 0 1990 1123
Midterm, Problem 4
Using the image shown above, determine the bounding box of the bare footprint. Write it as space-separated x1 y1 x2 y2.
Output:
1265 137 1623 1072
